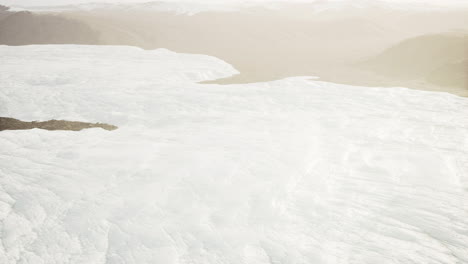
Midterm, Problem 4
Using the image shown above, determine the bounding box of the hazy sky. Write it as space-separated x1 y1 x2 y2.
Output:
1 0 147 5
2 0 314 5
0 0 468 7
2 0 468 7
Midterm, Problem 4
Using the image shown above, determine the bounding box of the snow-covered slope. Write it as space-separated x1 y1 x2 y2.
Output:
0 45 468 263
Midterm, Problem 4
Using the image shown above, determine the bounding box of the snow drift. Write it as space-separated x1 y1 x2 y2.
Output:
0 45 467 263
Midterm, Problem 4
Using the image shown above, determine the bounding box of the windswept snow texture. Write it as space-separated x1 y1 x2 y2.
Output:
1 45 468 264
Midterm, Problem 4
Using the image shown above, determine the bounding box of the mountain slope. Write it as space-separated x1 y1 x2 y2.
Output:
360 33 468 92
0 6 99 45
428 59 468 88
1 3 467 95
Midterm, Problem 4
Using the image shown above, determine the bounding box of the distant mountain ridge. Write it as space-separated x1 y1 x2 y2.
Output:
361 33 468 90
5 0 468 14
0 2 466 95
0 5 99 45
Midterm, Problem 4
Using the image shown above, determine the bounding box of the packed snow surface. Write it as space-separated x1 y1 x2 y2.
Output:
1 45 468 264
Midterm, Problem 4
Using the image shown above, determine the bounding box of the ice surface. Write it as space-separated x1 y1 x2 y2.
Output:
0 45 468 263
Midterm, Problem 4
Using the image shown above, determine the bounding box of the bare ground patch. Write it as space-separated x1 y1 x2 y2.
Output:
0 117 117 131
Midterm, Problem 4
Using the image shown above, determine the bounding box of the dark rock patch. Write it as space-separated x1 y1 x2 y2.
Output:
0 117 117 131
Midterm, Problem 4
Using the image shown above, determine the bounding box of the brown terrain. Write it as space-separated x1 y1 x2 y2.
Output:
61 5 468 96
0 117 117 131
0 5 99 45
1 3 466 94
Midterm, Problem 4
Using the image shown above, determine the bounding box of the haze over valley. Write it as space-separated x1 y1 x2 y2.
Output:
1 1 467 95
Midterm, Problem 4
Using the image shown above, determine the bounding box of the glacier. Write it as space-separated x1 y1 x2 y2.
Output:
0 45 468 263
